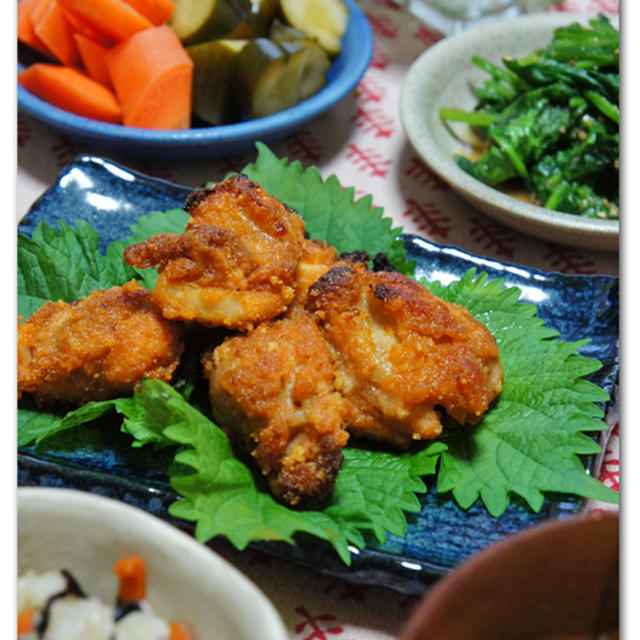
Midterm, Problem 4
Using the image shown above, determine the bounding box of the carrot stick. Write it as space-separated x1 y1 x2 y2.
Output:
169 621 194 640
56 0 153 41
74 33 112 86
121 0 175 26
106 25 193 129
30 0 80 66
17 0 51 56
59 5 115 47
18 63 123 123
113 555 147 603
17 608 35 635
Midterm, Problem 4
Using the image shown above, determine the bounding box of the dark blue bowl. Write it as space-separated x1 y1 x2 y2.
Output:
17 0 372 159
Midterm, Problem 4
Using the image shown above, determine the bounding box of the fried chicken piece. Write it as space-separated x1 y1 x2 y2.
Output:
306 261 503 447
18 281 184 405
124 174 306 331
203 306 349 507
293 238 339 306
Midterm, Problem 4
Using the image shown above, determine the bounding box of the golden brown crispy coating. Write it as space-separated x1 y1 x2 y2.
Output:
124 174 306 330
293 238 339 306
18 281 184 405
306 262 503 447
203 306 349 507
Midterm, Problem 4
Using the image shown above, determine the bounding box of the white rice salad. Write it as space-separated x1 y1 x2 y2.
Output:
18 557 193 640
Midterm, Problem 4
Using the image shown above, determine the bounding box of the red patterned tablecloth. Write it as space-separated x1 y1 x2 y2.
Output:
17 1 619 637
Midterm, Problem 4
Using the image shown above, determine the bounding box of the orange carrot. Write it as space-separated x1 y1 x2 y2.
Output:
18 63 122 123
169 621 194 640
59 5 115 47
56 0 153 42
106 25 193 129
121 0 175 26
74 33 112 86
113 555 147 603
17 608 35 635
30 0 79 66
17 0 51 56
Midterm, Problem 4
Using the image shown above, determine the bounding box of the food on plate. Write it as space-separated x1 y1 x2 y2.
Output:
233 37 330 118
16 147 618 563
186 38 249 125
74 33 113 86
17 0 346 126
169 0 252 45
30 0 80 66
124 173 306 330
440 16 619 219
17 63 123 124
19 172 502 506
307 258 504 447
122 174 502 505
204 305 350 506
293 238 340 305
18 555 194 639
105 25 194 129
57 0 154 40
279 0 348 55
17 280 184 405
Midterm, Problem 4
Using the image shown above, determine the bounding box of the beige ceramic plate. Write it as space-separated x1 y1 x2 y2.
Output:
400 13 619 252
17 487 288 640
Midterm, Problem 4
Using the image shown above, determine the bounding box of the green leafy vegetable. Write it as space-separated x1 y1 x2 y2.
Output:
17 144 617 563
440 15 619 219
424 270 614 515
17 221 137 320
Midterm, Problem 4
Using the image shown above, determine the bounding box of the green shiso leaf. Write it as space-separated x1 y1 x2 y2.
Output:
17 220 138 320
425 270 616 514
16 145 617 564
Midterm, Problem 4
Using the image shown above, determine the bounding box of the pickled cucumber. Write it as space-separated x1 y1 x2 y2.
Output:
278 0 348 55
269 19 307 45
234 38 330 118
170 0 252 46
228 0 279 38
187 39 249 125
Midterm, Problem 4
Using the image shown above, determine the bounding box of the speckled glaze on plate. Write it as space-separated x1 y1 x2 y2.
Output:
400 13 619 252
17 156 619 595
17 0 372 160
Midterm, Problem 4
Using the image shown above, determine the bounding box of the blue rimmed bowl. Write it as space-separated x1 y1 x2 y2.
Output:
17 0 372 159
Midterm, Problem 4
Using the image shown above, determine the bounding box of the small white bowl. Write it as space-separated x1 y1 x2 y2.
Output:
17 487 288 640
400 13 619 252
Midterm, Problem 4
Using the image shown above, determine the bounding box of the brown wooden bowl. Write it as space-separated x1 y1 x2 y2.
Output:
400 512 618 640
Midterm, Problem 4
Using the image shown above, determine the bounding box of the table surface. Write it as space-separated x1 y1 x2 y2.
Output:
17 0 619 637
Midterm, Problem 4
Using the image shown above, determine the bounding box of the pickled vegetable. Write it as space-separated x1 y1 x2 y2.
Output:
170 0 251 45
269 18 307 45
187 38 248 124
234 37 330 118
279 0 348 56
228 0 279 38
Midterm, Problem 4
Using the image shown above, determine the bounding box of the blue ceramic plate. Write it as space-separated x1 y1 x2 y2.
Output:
17 0 372 159
17 156 619 595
